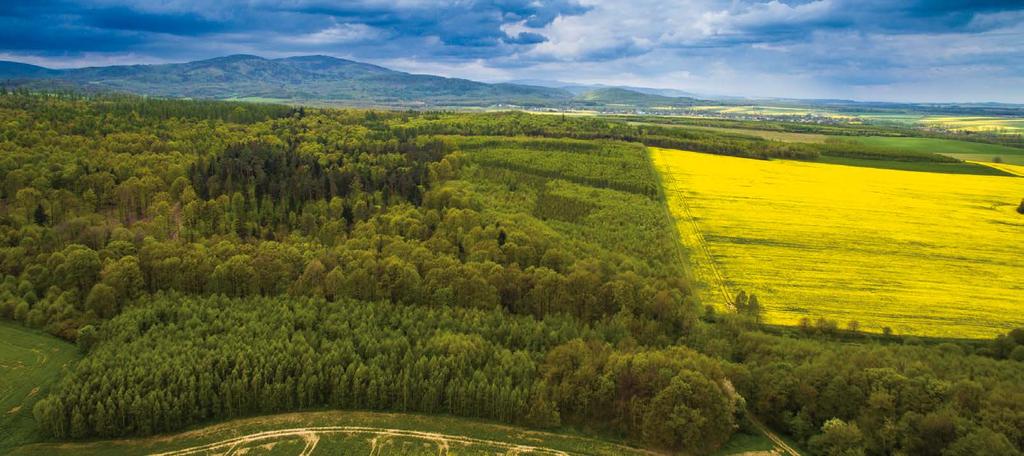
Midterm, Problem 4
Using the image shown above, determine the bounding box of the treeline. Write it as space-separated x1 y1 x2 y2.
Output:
396 112 820 160
34 294 737 455
611 114 905 137
713 328 1024 455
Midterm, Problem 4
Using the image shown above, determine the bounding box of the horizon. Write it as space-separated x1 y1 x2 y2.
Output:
2 1 1023 104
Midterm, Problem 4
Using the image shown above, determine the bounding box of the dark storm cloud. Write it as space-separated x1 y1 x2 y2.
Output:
0 0 1022 101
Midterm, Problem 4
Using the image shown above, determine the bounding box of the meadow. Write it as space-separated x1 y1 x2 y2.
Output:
850 136 1024 165
651 147 1024 338
0 322 80 451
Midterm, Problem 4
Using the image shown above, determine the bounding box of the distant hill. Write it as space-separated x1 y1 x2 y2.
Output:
0 54 573 107
573 87 702 108
508 79 703 98
0 61 59 79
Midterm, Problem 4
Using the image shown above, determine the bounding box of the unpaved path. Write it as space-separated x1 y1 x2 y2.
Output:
153 426 572 456
747 416 801 456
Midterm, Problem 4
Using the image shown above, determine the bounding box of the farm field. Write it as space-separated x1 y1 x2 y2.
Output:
919 116 1024 134
815 155 1012 175
688 105 854 119
973 161 1024 177
651 147 1024 338
849 136 1024 164
626 121 830 143
8 410 656 456
0 322 80 452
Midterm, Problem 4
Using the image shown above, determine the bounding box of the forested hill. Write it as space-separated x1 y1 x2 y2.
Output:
0 55 574 107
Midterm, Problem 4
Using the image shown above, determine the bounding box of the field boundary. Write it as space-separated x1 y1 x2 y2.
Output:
970 160 1024 177
650 148 734 309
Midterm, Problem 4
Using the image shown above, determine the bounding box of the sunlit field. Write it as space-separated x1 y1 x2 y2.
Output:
651 148 1024 338
920 116 1024 134
687 105 856 119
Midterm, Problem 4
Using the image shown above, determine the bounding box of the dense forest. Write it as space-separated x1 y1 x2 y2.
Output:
1 93 1022 455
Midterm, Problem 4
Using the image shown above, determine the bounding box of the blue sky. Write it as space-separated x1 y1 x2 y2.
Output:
2 0 1023 102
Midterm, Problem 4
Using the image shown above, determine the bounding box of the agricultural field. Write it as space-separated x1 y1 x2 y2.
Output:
688 105 855 120
626 121 830 143
850 136 1024 165
0 322 80 452
8 411 655 456
919 116 1024 134
651 148 1024 338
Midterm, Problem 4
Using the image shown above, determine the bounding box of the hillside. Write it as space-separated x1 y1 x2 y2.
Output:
0 55 573 107
574 88 702 108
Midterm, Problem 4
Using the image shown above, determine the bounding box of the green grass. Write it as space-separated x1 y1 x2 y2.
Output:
817 155 1014 176
0 321 80 452
710 432 777 456
942 153 1024 165
9 410 654 455
850 136 1024 163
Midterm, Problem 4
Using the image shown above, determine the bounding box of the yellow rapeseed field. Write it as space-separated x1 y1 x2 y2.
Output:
651 148 1024 338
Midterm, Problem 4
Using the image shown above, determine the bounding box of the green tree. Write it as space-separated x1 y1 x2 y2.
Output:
86 283 118 318
808 418 866 456
641 370 736 453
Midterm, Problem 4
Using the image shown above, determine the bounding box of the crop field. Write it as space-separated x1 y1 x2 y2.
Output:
9 411 656 456
850 136 1024 164
973 161 1024 177
625 121 830 143
919 116 1024 134
651 148 1024 338
0 322 80 451
688 105 856 120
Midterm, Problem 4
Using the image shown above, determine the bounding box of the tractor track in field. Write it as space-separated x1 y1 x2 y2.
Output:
152 426 574 456
667 172 734 309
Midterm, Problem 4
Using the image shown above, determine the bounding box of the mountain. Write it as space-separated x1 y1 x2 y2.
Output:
0 61 59 78
0 54 573 107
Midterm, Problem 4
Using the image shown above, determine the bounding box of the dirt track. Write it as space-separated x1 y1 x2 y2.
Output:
153 426 572 456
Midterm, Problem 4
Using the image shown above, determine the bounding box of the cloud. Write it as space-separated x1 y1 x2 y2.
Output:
0 0 1022 101
283 22 387 45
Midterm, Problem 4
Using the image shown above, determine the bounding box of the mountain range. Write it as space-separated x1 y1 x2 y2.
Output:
0 54 703 108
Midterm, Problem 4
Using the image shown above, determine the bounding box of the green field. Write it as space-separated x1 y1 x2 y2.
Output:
816 155 1013 175
9 411 655 456
850 136 1024 164
626 121 830 143
0 322 80 451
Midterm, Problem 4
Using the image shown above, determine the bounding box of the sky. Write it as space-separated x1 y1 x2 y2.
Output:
2 0 1024 102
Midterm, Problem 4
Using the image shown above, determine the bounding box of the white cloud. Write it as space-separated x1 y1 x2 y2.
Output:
283 22 386 45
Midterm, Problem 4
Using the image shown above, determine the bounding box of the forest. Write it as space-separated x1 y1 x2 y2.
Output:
1 92 1022 455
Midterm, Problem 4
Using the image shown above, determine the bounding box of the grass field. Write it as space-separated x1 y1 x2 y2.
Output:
651 148 1024 338
850 136 1024 164
9 411 659 456
816 155 1012 175
0 322 80 451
